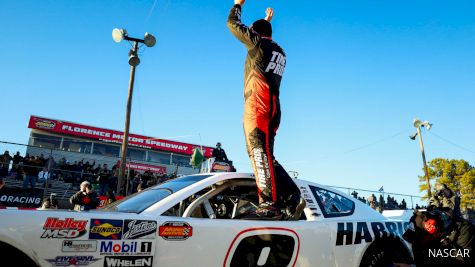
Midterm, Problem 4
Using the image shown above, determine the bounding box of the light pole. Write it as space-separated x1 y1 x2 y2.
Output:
112 28 156 195
410 118 433 198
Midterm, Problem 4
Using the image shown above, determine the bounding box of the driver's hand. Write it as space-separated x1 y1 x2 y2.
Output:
234 0 245 6
265 7 274 22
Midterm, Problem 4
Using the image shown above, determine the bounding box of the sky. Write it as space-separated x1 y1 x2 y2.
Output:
1 0 474 203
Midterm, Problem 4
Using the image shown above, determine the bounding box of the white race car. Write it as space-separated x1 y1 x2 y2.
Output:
0 173 413 267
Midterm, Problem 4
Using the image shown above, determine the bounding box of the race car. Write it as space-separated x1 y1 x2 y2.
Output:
0 172 413 267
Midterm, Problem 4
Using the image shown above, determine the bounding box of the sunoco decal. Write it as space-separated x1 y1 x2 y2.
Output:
158 221 192 241
123 220 157 239
89 219 123 240
41 217 88 239
46 256 99 266
103 256 153 267
99 241 153 256
336 221 410 246
62 240 97 252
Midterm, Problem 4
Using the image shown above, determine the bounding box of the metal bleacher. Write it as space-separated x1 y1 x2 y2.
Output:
3 175 76 200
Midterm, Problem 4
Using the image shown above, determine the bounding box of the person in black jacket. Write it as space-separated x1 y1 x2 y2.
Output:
227 0 304 220
212 142 229 162
70 181 99 211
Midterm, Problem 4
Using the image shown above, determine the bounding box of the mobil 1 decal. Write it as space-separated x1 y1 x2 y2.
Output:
89 219 123 240
104 256 153 267
99 240 154 256
158 221 192 241
41 217 88 239
123 220 157 239
336 221 410 246
223 228 300 267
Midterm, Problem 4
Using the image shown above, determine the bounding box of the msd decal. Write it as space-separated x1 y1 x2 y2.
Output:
103 256 153 267
89 219 123 240
224 228 300 267
336 221 410 246
46 256 99 266
158 222 192 241
123 220 157 239
41 217 88 239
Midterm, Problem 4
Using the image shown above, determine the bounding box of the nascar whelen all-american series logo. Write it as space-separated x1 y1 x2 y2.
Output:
122 220 157 239
34 119 56 129
41 217 88 239
89 219 123 240
46 256 99 267
158 221 193 241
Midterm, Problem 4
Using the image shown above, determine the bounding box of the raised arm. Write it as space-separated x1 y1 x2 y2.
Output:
227 0 259 49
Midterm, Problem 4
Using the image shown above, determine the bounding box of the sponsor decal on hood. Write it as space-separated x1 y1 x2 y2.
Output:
41 217 88 239
123 220 157 239
89 219 123 240
46 256 99 266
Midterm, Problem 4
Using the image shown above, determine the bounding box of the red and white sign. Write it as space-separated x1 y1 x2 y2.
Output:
118 161 167 175
28 116 213 157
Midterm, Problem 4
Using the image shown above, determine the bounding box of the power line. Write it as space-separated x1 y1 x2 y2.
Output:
428 131 475 154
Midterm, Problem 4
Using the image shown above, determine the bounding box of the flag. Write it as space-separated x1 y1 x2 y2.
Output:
378 186 384 192
190 148 204 168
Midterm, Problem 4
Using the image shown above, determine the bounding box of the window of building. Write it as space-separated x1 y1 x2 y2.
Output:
93 143 120 157
127 148 146 161
172 154 191 167
62 138 92 153
31 133 61 149
310 186 355 218
147 151 171 165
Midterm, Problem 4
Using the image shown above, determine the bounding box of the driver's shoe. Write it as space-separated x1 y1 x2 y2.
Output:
283 197 306 221
243 201 283 220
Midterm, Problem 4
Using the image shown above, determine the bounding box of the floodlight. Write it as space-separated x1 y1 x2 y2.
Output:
413 118 422 128
144 32 156 47
112 28 127 43
409 132 418 140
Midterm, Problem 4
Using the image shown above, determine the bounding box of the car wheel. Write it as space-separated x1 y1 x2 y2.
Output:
359 239 412 267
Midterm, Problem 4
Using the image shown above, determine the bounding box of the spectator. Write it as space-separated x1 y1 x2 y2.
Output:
12 151 23 173
97 164 111 196
40 194 58 209
212 142 229 162
23 156 37 190
104 189 116 206
0 151 12 178
368 194 377 210
70 181 99 211
38 167 50 184
0 178 5 190
137 183 144 192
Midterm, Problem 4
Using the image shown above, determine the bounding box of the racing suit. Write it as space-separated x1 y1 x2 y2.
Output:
227 4 299 207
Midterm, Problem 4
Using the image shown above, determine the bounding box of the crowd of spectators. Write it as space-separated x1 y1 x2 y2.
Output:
0 150 177 196
351 191 426 211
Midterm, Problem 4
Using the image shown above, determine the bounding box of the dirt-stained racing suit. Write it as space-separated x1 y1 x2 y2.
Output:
227 4 299 207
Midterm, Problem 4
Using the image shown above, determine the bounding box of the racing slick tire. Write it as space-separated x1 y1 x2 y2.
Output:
359 238 413 267
0 241 38 267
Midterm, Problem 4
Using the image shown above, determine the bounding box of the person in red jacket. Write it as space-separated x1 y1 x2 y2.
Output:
227 0 304 220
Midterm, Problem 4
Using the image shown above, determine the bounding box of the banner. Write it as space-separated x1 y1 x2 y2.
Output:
118 161 167 174
0 188 44 208
28 116 214 157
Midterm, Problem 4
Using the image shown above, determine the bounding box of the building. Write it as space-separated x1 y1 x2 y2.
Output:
26 115 214 175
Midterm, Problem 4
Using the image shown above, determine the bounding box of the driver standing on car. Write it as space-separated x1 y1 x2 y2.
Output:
212 142 229 162
227 0 304 220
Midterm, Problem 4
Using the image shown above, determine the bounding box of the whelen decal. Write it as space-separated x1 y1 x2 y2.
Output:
89 219 123 240
336 221 410 246
158 221 193 241
103 256 153 267
41 217 88 239
223 227 300 267
46 256 99 266
123 220 157 239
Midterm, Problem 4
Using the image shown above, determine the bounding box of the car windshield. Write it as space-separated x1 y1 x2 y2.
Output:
103 174 212 213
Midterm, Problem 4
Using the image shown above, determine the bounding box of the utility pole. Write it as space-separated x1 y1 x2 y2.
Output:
113 28 156 195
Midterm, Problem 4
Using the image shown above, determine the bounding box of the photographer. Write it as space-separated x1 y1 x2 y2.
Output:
69 181 99 211
403 184 474 266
